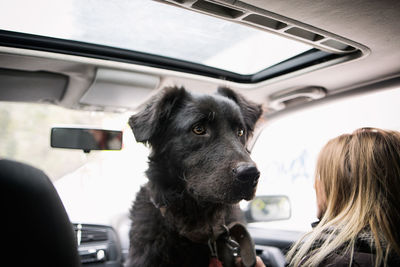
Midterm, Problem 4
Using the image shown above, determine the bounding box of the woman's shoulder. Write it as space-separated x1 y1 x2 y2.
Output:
317 238 400 267
319 252 400 267
316 249 374 267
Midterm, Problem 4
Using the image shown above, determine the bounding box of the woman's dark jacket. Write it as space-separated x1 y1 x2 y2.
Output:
294 222 400 267
317 235 400 267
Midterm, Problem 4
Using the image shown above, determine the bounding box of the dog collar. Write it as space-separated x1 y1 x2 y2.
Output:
208 223 256 267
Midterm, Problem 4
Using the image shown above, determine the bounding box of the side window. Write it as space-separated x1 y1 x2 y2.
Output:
251 87 400 231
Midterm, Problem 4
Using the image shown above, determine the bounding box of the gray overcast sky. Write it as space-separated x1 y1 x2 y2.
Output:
0 0 310 74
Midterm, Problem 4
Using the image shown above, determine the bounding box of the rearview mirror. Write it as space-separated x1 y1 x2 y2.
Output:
51 127 123 153
245 195 291 222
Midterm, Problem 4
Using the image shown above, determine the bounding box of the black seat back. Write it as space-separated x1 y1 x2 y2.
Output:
0 159 81 267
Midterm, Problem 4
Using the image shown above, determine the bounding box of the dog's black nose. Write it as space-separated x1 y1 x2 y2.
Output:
233 163 260 186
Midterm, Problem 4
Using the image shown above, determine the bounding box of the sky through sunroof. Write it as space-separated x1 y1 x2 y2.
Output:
0 0 311 75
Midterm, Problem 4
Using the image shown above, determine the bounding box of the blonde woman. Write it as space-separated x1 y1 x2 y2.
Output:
285 128 400 267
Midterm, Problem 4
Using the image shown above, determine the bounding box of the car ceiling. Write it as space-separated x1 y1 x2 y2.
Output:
0 0 399 117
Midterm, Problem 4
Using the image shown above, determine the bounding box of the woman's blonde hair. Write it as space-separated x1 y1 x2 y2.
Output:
287 128 400 267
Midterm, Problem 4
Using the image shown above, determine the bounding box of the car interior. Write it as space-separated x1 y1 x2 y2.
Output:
1 0 399 266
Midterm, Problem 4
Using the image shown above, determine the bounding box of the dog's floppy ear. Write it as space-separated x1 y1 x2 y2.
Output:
129 86 188 143
217 87 262 135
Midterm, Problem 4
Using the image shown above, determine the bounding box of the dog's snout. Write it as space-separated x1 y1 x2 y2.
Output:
233 163 260 185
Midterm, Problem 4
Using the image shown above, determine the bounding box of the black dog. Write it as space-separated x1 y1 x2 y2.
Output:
126 87 262 267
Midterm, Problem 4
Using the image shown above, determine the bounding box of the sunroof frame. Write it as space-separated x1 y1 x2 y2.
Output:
0 30 356 84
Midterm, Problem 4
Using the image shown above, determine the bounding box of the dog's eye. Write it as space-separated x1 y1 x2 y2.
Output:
237 128 244 137
192 124 207 135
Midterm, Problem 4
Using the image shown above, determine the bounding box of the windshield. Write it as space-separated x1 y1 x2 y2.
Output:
0 0 311 75
0 101 149 224
2 87 400 230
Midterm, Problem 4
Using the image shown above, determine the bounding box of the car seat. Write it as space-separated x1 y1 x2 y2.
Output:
0 159 81 267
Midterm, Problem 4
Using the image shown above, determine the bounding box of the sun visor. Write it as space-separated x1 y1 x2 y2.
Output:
0 68 67 103
80 68 160 109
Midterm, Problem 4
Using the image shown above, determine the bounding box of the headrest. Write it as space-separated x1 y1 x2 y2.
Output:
0 159 81 267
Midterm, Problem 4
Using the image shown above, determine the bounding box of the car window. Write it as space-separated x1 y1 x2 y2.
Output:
3 87 399 229
0 0 310 75
250 87 400 232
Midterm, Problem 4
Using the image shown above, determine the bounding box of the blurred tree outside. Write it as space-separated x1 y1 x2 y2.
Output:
0 101 125 180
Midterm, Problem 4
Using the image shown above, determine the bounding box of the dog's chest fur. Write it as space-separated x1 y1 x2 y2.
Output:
126 184 241 267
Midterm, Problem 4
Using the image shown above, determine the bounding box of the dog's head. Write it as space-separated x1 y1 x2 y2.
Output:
129 86 262 204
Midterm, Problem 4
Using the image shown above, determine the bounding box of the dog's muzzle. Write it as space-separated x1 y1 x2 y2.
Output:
232 163 260 187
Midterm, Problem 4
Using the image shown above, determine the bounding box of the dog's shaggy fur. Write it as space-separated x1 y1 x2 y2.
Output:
126 87 262 267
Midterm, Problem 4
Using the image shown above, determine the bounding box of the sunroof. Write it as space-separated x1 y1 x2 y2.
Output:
0 0 312 75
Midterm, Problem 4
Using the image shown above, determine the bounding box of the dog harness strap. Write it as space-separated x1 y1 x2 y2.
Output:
208 239 223 267
208 238 218 258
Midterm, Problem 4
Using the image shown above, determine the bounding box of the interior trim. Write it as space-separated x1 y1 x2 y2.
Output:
0 30 356 84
